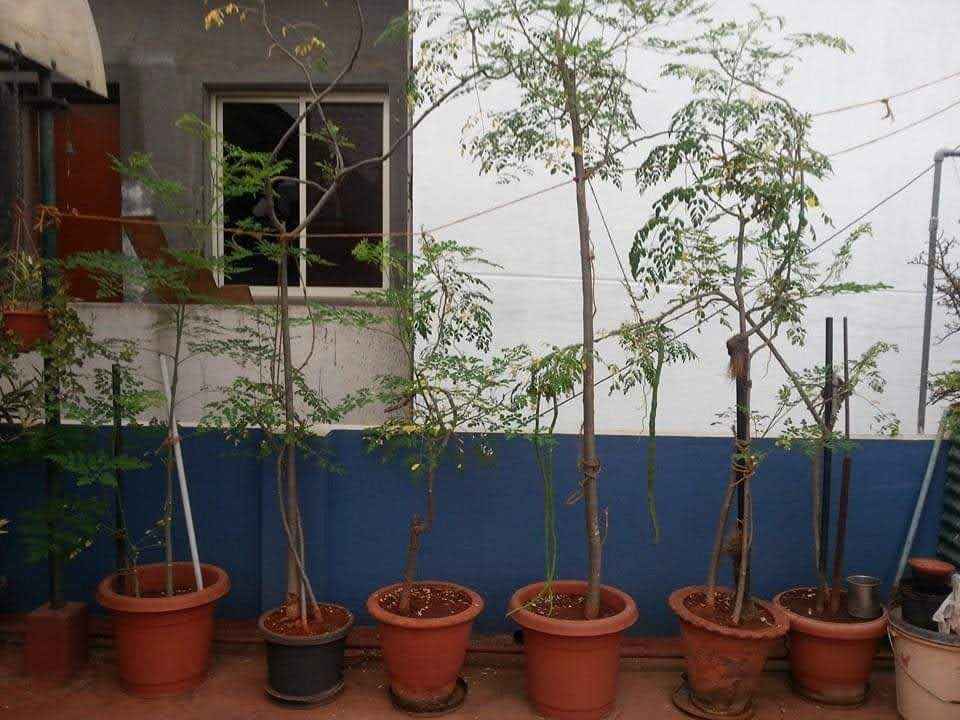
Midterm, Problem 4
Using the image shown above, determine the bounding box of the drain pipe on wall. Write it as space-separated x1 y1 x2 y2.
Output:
918 148 960 435
894 414 948 586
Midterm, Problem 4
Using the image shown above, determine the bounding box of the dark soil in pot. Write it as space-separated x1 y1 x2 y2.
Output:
96 562 230 696
774 588 888 706
669 586 788 719
510 580 638 720
368 581 483 713
778 587 862 622
376 582 473 618
900 580 949 631
524 591 620 620
682 588 779 629
259 602 354 705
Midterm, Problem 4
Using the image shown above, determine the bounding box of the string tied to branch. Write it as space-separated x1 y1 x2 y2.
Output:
732 438 758 485
566 457 602 505
726 332 750 380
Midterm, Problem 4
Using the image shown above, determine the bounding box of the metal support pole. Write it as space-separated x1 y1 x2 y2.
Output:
37 70 64 609
919 149 960 434
111 364 126 573
819 317 834 579
735 369 751 601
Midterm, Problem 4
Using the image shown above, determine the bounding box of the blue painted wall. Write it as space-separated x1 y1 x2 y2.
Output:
0 429 946 635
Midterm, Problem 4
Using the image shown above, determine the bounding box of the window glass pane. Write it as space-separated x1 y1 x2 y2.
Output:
221 101 300 287
305 103 383 287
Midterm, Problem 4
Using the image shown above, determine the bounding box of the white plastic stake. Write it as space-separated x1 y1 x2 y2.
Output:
160 355 203 591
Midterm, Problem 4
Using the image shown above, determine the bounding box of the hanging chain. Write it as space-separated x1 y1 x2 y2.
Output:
10 47 24 216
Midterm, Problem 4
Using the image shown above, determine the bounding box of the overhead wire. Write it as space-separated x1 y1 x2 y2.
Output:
828 97 960 158
812 68 960 118
538 150 956 420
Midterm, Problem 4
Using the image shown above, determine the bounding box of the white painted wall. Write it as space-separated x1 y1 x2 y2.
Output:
74 303 403 427
411 0 960 437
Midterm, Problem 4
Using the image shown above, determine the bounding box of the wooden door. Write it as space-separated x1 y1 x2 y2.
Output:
54 103 122 301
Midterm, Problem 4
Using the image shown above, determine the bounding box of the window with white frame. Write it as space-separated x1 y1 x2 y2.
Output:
211 93 389 293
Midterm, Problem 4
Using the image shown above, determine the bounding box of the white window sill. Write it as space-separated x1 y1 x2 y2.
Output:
244 285 387 305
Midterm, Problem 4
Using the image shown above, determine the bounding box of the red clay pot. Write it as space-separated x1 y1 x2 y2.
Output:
24 601 88 681
774 589 888 706
97 562 230 696
669 586 789 718
908 557 956 590
509 580 639 720
2 307 49 352
367 581 483 711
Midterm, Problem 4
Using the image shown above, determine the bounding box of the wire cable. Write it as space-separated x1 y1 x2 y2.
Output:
812 69 960 118
828 97 960 158
538 150 956 420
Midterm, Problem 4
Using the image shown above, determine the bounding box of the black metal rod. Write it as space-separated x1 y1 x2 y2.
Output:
38 70 63 609
111 363 126 573
831 318 852 606
819 317 834 580
735 366 751 601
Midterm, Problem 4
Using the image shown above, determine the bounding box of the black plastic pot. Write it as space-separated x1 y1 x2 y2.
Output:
258 605 354 705
901 582 948 631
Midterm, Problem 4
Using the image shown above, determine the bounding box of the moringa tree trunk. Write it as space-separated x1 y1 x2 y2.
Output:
560 60 603 620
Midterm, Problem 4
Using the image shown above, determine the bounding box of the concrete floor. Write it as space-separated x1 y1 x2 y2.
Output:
0 643 901 720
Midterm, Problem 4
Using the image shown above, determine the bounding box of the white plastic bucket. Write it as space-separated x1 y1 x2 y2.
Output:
889 608 960 720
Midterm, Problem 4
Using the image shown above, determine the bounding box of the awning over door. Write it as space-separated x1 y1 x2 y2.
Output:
0 0 107 97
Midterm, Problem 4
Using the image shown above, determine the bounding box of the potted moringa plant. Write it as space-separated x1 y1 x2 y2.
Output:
630 13 886 717
771 318 896 706
451 1 709 717
71 151 233 697
200 0 483 704
1 277 140 681
357 238 522 713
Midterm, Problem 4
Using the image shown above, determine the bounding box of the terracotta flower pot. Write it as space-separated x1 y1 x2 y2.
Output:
669 586 789 718
367 581 483 713
509 580 639 720
97 562 230 696
259 604 354 705
2 307 49 352
774 588 888 705
908 557 956 591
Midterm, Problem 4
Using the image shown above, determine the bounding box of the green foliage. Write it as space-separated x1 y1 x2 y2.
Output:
0 250 42 308
20 497 105 564
630 9 888 397
354 237 527 477
0 272 152 565
454 0 705 182
915 237 960 426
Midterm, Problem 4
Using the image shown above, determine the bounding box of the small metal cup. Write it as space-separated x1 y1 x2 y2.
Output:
847 575 883 619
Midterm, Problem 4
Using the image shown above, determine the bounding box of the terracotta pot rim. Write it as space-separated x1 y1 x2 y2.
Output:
2 306 46 316
668 585 789 640
258 603 355 646
773 588 888 639
508 579 639 637
366 580 484 629
96 562 230 614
